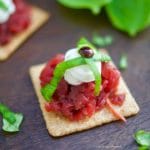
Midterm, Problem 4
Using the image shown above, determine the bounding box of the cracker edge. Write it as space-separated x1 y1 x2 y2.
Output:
29 61 140 137
0 6 50 61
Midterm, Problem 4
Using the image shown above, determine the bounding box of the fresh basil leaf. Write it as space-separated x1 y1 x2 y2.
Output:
3 111 16 124
0 0 8 11
2 113 23 132
92 34 113 47
0 103 23 132
106 0 150 36
119 54 128 70
135 130 150 147
85 58 101 96
57 0 112 15
0 103 16 123
138 146 149 150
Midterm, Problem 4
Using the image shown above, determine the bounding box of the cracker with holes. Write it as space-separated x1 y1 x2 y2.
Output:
0 0 49 61
29 38 139 137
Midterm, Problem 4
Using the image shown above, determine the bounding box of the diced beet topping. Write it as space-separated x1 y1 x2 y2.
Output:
0 0 31 45
40 54 125 121
40 54 64 87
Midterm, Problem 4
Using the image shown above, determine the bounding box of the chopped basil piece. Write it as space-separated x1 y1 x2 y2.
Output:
0 0 8 11
0 103 16 123
0 103 23 132
3 113 23 132
134 130 150 147
92 34 113 47
105 36 113 45
119 54 128 70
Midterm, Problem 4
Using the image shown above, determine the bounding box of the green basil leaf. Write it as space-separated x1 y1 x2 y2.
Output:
119 54 128 70
2 113 23 132
57 0 112 15
138 146 149 150
0 0 8 11
0 103 16 123
84 58 101 96
3 111 16 124
0 103 23 132
92 34 113 47
134 130 150 147
106 0 150 36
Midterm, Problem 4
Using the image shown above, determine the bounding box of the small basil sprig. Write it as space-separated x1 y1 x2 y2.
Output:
92 34 113 47
0 0 8 11
134 130 150 149
0 103 23 132
41 38 111 101
119 54 128 70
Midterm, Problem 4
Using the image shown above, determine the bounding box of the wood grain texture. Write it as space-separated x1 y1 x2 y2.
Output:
0 0 150 149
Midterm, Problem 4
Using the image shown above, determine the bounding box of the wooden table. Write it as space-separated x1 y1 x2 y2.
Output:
0 0 150 149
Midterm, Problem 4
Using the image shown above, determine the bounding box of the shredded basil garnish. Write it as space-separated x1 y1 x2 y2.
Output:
41 37 111 101
119 54 128 70
84 58 101 96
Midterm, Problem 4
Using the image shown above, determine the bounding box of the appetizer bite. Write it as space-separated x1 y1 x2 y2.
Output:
0 0 49 61
30 38 139 137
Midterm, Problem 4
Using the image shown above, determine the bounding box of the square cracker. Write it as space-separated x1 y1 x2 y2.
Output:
29 60 140 137
0 6 49 61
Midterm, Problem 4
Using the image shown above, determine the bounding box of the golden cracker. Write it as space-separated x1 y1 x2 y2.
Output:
29 60 139 137
0 6 50 61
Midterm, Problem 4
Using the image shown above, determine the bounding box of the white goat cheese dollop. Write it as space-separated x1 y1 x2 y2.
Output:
64 48 101 85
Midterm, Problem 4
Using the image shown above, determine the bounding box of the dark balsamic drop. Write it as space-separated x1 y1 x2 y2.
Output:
79 47 94 58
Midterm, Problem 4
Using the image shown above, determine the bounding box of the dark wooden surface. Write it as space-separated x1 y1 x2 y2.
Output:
0 0 150 150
